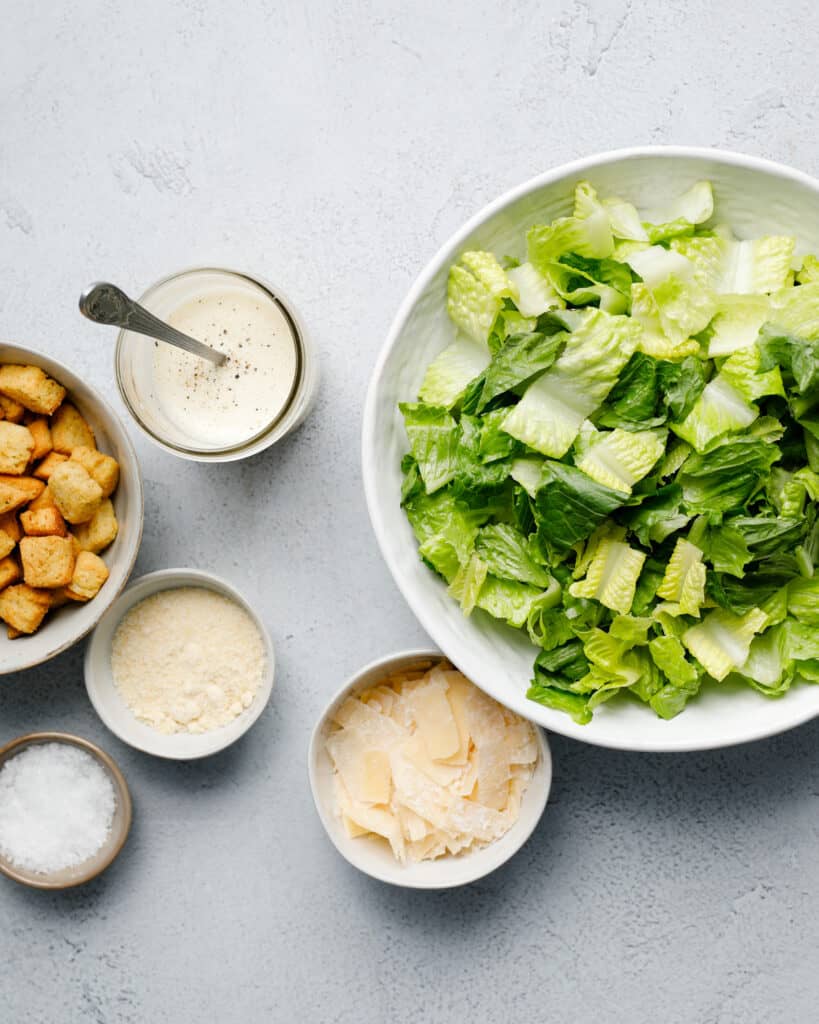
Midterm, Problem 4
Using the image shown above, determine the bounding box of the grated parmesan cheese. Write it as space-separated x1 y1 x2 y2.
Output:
325 662 538 863
111 587 266 735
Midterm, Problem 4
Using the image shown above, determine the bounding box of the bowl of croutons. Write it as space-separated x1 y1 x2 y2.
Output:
0 345 143 672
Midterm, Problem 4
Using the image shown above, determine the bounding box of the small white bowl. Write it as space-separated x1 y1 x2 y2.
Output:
308 649 552 889
84 568 274 759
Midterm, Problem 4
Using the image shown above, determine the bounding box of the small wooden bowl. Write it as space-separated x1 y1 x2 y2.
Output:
0 732 132 890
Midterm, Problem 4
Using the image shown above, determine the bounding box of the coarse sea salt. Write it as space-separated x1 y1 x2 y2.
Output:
0 743 116 874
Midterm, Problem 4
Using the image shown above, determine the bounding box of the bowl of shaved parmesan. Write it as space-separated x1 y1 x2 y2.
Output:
308 650 551 888
363 147 819 752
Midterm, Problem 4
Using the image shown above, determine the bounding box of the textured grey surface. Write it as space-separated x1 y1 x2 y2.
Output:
1 2 818 1022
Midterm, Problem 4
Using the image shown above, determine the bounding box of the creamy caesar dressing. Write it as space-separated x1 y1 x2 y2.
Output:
152 288 299 448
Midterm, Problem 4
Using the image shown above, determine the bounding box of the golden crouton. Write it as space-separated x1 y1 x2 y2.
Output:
19 535 76 588
7 625 23 639
63 551 109 602
0 511 22 542
0 475 44 515
0 555 21 589
0 421 34 475
33 451 69 480
0 395 25 422
27 487 58 512
51 403 95 454
0 583 51 633
71 499 118 553
49 593 70 611
20 506 67 537
0 531 15 559
48 462 103 525
70 446 119 498
0 365 65 416
27 417 52 461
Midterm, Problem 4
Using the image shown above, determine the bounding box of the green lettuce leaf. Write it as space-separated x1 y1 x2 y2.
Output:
448 552 488 615
506 262 563 317
446 251 519 342
534 462 627 555
641 181 714 242
526 680 592 724
400 403 459 493
677 436 780 516
527 182 614 269
569 536 646 615
418 336 491 408
682 606 768 681
501 308 640 457
474 523 553 588
706 294 769 357
788 577 819 625
671 375 758 452
475 575 545 628
656 537 706 616
574 424 666 494
463 329 566 414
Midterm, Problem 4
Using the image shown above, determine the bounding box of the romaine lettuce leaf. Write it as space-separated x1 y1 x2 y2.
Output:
463 329 566 414
475 523 553 588
475 575 545 628
788 577 819 625
682 607 768 681
719 344 785 401
528 182 614 269
603 195 648 241
447 253 517 343
704 525 752 577
501 308 640 456
574 425 666 494
641 181 714 242
448 552 488 615
569 537 646 615
418 336 491 408
400 403 459 493
534 462 626 555
757 325 819 396
706 294 769 357
526 680 592 724
506 262 563 317
656 537 706 616
671 376 758 451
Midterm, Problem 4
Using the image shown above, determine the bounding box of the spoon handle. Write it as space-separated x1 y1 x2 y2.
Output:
79 282 227 366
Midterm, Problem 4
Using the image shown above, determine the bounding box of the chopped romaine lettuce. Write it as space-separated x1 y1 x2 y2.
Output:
400 179 818 721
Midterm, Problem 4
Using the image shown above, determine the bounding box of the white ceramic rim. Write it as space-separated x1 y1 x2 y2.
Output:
84 567 275 759
0 342 143 674
114 266 318 464
362 145 819 753
307 648 552 889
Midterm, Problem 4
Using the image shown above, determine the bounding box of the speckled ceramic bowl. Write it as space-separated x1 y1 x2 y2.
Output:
363 147 819 752
0 731 132 890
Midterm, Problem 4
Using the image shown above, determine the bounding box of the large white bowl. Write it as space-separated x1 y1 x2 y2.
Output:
363 146 819 753
0 343 143 674
308 649 551 889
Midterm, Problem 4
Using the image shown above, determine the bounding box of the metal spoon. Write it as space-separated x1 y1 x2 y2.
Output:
79 282 227 366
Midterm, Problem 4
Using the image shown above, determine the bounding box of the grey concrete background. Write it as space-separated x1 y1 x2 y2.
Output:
1 1 818 1021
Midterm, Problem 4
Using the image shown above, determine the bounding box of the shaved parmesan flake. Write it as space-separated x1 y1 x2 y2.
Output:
325 661 538 864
